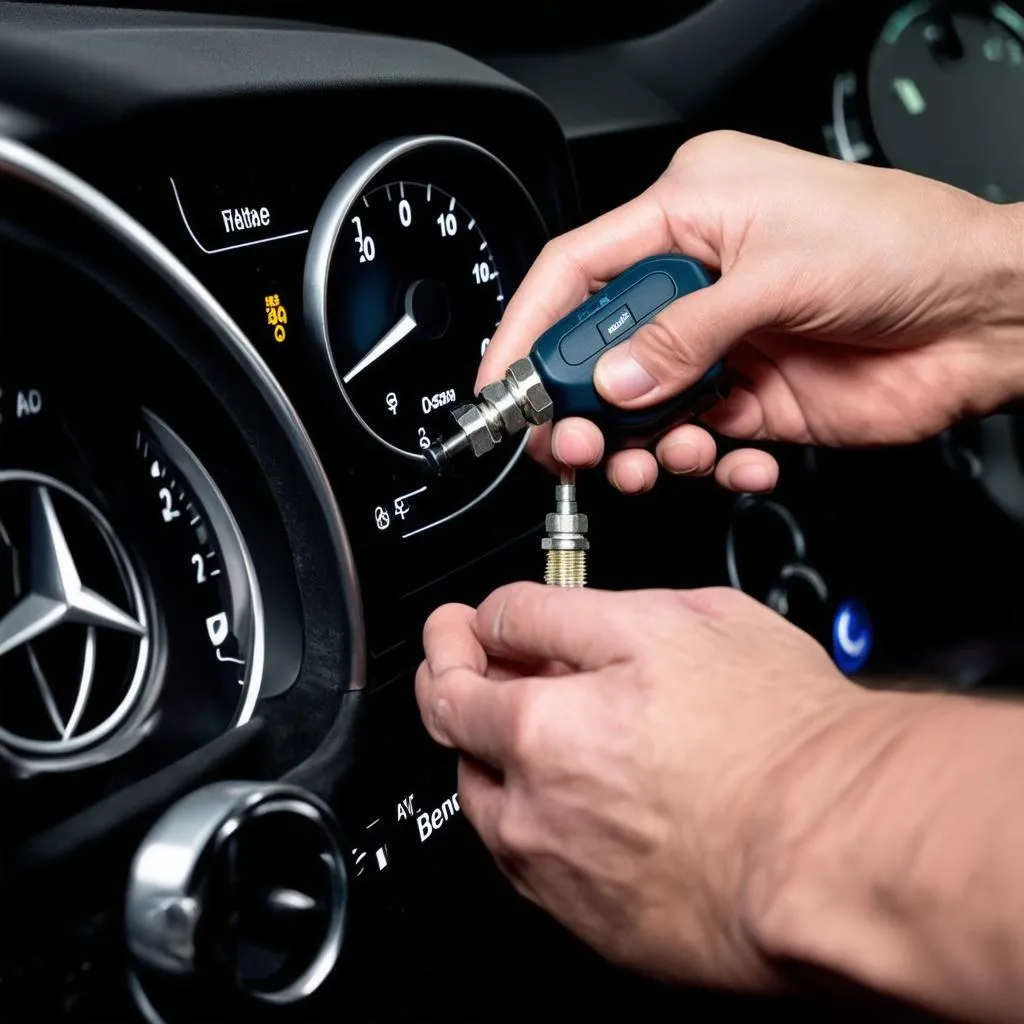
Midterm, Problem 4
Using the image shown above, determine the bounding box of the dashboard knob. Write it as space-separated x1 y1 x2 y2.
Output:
125 782 347 1016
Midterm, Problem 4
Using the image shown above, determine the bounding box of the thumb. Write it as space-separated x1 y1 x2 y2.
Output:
593 272 765 407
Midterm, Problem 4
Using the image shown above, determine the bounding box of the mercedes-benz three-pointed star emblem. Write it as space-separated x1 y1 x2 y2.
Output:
0 472 150 767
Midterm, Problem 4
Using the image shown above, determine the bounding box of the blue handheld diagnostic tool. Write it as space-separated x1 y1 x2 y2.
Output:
426 254 727 472
530 254 725 429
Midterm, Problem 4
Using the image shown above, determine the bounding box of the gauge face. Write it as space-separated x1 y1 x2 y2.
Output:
831 2 1024 201
305 137 549 542
336 181 504 455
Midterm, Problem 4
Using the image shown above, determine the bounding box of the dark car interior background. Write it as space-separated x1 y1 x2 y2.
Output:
1 1 1023 1021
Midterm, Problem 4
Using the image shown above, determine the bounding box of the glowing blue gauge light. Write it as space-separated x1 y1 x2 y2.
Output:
832 599 874 674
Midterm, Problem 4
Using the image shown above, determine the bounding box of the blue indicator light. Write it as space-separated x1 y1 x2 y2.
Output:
832 599 874 674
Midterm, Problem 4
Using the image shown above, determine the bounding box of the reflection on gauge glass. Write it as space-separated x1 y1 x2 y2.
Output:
137 410 264 728
305 136 549 541
828 1 1024 202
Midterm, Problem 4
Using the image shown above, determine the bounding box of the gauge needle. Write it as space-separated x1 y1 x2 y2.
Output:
343 312 417 383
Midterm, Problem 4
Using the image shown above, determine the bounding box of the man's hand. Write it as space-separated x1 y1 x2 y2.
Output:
416 586 1024 1020
414 583 876 989
479 131 1024 493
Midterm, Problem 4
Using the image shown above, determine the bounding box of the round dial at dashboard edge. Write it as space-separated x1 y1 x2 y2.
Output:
827 1 1024 202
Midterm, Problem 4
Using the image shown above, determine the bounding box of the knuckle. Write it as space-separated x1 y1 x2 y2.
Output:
633 318 697 378
673 129 743 169
639 587 698 619
422 664 468 728
684 585 754 618
507 681 556 768
537 234 593 291
490 582 537 644
434 663 475 702
492 809 529 869
537 235 571 270
491 795 542 869
422 684 461 745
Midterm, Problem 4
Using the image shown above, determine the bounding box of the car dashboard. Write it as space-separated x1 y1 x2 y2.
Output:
1 2 1024 1021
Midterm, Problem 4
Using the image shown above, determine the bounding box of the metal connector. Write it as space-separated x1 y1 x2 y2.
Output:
543 468 589 588
425 358 553 473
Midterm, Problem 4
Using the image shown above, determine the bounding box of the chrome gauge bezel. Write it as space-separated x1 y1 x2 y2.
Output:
141 409 266 732
304 135 549 539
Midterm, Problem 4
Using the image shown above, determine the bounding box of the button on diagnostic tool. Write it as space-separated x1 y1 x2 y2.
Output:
597 304 634 344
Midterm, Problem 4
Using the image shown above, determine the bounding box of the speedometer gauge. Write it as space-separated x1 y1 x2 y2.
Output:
828 2 1024 201
305 136 549 540
330 181 503 455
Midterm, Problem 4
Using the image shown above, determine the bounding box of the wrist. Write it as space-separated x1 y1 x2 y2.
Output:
963 198 1024 406
740 690 1024 1017
737 688 945 989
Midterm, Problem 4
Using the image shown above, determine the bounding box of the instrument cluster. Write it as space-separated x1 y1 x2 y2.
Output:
126 121 567 664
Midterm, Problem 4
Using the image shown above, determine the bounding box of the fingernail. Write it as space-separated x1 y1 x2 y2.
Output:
595 346 658 402
551 425 578 464
609 462 647 493
632 463 652 491
727 463 772 492
664 441 700 475
552 424 598 467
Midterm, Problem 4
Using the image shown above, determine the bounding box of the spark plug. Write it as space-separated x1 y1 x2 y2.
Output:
543 468 588 588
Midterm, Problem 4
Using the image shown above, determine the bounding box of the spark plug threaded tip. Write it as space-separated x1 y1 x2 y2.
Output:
544 549 588 588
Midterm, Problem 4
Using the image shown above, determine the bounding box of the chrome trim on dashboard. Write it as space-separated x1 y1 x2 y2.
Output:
0 134 366 693
168 177 310 255
142 409 266 728
126 781 347 1008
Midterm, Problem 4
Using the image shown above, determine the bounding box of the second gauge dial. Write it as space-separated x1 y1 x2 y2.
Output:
331 180 503 456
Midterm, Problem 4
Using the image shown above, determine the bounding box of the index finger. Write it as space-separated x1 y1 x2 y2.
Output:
418 604 516 768
475 190 674 392
422 603 487 677
474 582 634 672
